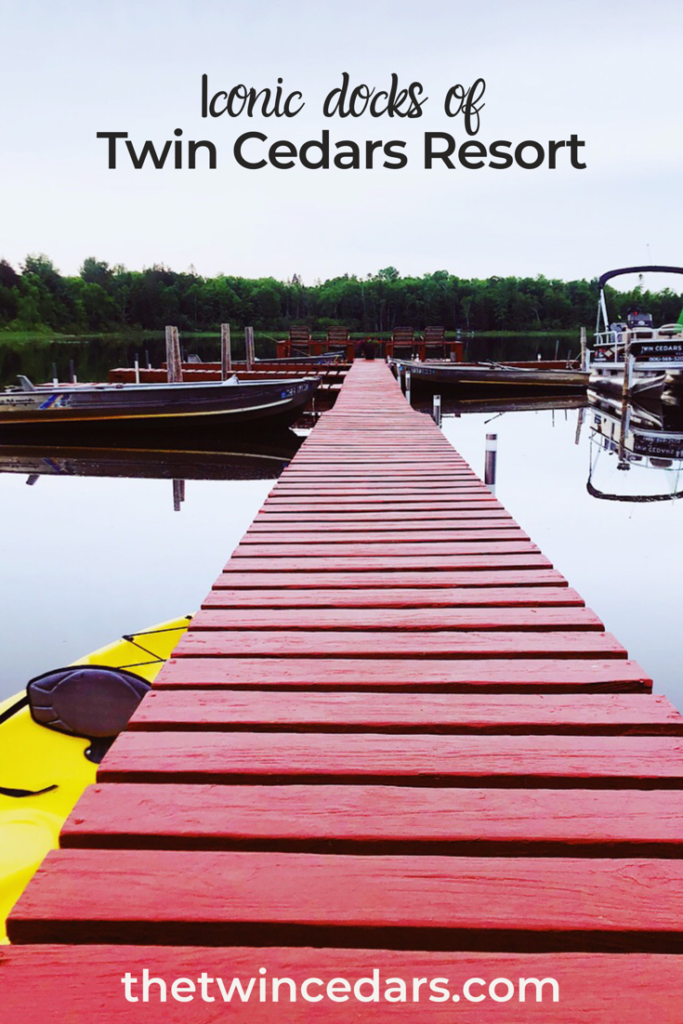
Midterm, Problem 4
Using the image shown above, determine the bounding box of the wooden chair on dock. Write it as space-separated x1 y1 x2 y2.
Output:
326 326 353 360
288 325 312 353
387 326 415 359
424 326 445 348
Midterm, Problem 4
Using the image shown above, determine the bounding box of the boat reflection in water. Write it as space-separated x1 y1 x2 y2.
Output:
412 393 587 418
0 429 304 510
412 389 683 505
587 392 683 502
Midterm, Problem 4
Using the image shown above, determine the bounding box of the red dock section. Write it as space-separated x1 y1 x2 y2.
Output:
4 360 683 1021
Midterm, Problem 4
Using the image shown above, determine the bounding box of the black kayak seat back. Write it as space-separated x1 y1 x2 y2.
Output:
27 665 150 739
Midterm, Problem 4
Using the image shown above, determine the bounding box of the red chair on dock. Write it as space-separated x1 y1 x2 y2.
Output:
326 326 354 361
424 326 463 361
386 326 415 359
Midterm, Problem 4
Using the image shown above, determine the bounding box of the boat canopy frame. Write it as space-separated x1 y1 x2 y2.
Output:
597 265 683 332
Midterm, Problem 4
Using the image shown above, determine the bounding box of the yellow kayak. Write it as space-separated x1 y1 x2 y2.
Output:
0 616 190 943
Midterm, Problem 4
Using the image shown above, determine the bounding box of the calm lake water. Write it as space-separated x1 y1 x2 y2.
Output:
435 396 683 711
1 345 681 712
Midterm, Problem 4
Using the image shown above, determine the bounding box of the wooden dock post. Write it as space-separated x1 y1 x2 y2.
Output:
580 326 588 370
245 326 255 371
485 432 498 492
220 324 232 380
165 326 183 383
432 393 442 426
172 479 185 511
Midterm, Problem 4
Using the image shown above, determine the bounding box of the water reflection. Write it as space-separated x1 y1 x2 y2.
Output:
421 394 683 710
0 429 303 510
0 426 304 697
587 394 683 502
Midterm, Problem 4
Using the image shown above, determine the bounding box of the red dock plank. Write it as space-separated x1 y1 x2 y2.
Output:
173 630 625 659
189 606 603 632
202 586 583 609
129 691 681 735
96 732 683 788
220 555 554 572
232 542 540 558
3 946 683 1024
257 506 511 519
213 568 567 589
243 529 530 543
155 656 650 692
62 783 683 856
251 514 517 530
10 849 683 951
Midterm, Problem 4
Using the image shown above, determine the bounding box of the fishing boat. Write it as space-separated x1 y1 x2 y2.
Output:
390 358 589 393
0 374 320 431
0 616 191 942
590 265 683 395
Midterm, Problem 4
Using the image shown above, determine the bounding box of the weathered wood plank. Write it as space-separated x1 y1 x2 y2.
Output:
10 849 683 950
274 483 484 492
264 497 501 508
213 569 567 589
173 630 625 659
257 507 510 520
62 784 683 856
189 606 604 632
232 542 540 558
251 515 517 530
221 555 553 572
262 503 507 516
242 529 530 543
96 732 683 788
202 586 583 609
3 945 683 1024
129 691 680 735
154 656 650 692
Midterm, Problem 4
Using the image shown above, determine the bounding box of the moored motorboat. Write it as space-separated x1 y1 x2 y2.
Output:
0 374 320 431
588 371 667 398
590 265 683 395
390 358 588 393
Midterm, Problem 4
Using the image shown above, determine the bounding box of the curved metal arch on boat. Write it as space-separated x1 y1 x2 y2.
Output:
598 265 683 289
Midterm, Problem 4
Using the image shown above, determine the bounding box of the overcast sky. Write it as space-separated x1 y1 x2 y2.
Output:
1 0 682 284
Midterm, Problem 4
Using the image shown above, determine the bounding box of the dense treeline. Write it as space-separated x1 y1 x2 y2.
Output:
1 256 682 335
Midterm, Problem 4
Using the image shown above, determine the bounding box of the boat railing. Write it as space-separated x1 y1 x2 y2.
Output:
592 325 683 369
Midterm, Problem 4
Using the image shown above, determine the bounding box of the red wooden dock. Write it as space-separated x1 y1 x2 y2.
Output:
3 360 683 1021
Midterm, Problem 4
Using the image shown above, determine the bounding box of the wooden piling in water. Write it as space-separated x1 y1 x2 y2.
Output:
580 326 588 371
245 326 255 371
220 323 232 379
165 326 183 383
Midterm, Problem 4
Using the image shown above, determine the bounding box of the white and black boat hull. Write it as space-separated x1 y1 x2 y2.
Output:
0 377 319 431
